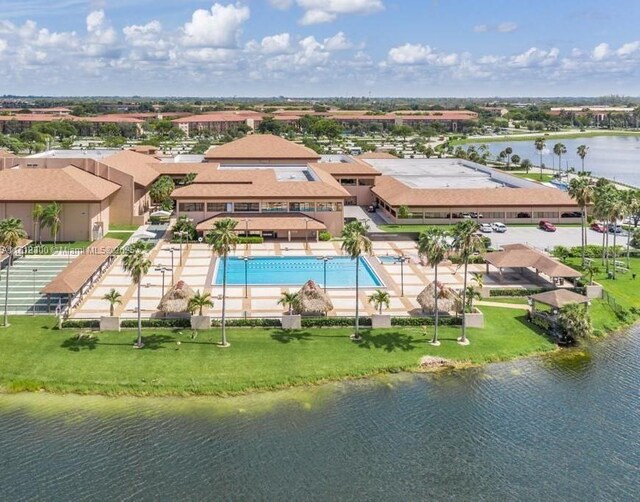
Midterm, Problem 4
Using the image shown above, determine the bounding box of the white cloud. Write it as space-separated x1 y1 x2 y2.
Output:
497 22 518 33
269 0 293 9
297 0 384 25
183 3 250 47
260 33 291 53
474 22 517 33
592 42 609 60
388 43 458 66
323 32 352 51
617 41 640 57
510 47 559 67
0 39 7 53
84 9 118 57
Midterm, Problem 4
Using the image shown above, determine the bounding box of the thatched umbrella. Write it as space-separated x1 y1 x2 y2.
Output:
416 281 460 315
157 280 196 315
295 280 333 316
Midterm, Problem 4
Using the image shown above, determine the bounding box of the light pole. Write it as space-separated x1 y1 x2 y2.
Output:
394 256 409 297
304 218 309 249
168 248 176 285
175 231 188 266
316 256 333 293
155 266 170 298
242 257 253 298
32 268 38 315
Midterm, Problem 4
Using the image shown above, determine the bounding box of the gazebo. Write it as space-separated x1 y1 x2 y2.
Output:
528 289 590 315
484 244 582 286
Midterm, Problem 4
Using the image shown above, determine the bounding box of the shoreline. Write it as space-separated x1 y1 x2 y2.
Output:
453 130 640 145
0 323 635 400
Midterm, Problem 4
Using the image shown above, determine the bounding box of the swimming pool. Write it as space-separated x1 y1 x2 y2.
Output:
213 256 384 288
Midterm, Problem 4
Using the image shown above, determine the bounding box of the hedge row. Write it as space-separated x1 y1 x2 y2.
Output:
490 287 585 298
61 316 462 329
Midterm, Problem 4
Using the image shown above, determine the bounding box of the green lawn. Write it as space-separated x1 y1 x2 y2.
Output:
483 297 529 305
512 172 555 183
108 224 139 231
0 307 555 397
105 232 134 242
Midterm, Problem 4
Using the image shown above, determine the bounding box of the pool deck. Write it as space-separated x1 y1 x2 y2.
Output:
71 239 541 319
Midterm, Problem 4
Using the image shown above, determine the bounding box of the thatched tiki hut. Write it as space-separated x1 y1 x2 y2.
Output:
417 281 461 315
295 280 333 316
157 280 196 316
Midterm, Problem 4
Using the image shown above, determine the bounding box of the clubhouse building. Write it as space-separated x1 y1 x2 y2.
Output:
0 134 581 243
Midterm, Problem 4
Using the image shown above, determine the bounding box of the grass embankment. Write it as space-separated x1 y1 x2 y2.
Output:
105 232 134 242
108 224 139 231
0 307 554 397
511 172 556 183
452 130 640 145
566 256 640 332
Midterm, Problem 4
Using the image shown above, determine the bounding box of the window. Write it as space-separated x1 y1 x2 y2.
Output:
358 178 374 186
234 202 260 212
207 202 226 212
339 178 356 186
263 202 287 212
424 212 449 219
179 202 204 212
289 202 314 212
316 202 342 212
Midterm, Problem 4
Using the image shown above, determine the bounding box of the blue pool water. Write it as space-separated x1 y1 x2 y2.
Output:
214 256 383 288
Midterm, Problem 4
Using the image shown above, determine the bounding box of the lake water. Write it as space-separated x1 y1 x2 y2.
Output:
471 135 640 187
0 327 638 500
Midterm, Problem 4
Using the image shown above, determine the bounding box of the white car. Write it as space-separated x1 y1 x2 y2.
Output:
492 222 507 233
480 223 493 233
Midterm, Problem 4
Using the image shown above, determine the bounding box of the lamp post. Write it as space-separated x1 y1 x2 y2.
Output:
168 248 176 285
394 255 410 297
175 231 188 266
155 266 170 298
316 256 333 292
242 257 253 298
32 268 38 315
304 218 309 249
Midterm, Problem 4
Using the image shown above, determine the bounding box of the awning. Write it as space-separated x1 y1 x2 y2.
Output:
196 212 326 233
484 243 581 278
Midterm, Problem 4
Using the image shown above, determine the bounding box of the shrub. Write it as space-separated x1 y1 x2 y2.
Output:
318 231 332 241
490 287 549 297
218 318 281 327
391 316 461 326
120 318 191 328
301 317 372 327
237 236 264 244
61 319 99 329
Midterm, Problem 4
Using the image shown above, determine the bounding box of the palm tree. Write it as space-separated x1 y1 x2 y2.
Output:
341 220 372 341
42 202 62 244
188 290 213 316
278 291 300 315
504 146 513 169
452 220 485 345
553 143 567 178
32 203 44 245
568 174 595 267
534 137 546 180
121 244 151 348
594 181 615 267
624 190 640 266
558 303 593 344
417 228 450 345
607 192 626 279
520 158 532 174
0 218 27 327
577 145 589 172
368 289 390 315
582 262 600 285
206 218 239 347
102 288 122 317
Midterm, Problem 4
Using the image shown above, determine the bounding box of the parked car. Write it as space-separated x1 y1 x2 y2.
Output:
608 224 623 234
492 222 507 233
470 212 484 219
591 222 606 233
539 220 557 232
480 223 493 233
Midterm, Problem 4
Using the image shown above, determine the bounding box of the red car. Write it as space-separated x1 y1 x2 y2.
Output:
591 222 606 233
538 220 557 232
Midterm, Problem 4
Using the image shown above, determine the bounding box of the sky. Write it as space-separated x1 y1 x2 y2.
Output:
0 0 639 97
